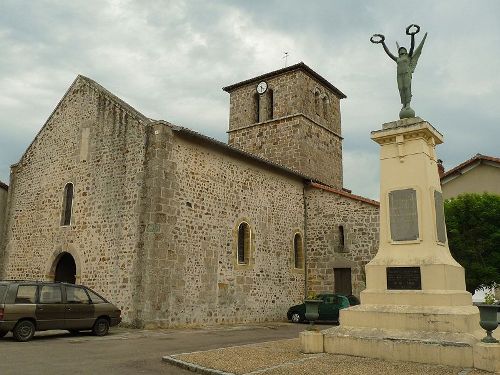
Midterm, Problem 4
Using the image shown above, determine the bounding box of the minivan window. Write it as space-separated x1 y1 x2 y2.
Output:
0 285 9 302
39 285 62 304
15 285 38 304
66 286 90 304
86 289 106 304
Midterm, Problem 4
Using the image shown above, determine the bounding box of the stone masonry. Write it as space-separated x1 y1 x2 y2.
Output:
225 63 345 189
1 63 379 327
0 181 8 270
306 183 379 297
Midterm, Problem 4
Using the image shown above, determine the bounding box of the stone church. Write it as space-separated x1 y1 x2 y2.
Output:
0 62 379 327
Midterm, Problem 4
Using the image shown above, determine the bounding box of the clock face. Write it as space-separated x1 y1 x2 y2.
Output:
256 81 268 94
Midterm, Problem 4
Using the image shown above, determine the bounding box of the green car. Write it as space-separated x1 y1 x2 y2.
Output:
286 294 350 323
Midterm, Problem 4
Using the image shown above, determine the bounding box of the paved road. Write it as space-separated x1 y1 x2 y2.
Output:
0 322 332 375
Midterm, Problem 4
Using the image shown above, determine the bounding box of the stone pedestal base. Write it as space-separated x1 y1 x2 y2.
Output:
473 342 500 373
323 325 476 368
299 330 323 354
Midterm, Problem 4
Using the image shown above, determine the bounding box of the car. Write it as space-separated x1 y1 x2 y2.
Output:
0 280 121 341
286 293 350 323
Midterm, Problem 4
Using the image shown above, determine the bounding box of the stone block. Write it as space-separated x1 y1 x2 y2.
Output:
473 342 500 373
300 330 324 353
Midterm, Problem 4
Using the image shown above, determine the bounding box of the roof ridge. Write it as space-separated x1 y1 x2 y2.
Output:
441 153 500 179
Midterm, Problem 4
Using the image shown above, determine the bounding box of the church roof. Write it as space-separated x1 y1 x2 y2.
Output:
222 62 347 99
0 180 8 190
441 153 500 183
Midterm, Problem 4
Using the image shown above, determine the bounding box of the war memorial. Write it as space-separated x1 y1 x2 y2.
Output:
301 24 499 373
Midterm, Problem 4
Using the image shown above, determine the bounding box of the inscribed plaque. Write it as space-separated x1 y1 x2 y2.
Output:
388 189 419 241
434 190 447 243
386 267 421 290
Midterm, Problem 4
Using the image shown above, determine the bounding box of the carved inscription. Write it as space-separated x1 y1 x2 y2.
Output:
388 189 419 241
434 190 447 243
386 267 421 290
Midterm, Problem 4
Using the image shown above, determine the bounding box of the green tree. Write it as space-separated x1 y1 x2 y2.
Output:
444 193 500 293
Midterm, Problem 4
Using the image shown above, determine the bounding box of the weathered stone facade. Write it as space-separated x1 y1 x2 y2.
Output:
305 183 379 297
1 63 379 327
0 181 8 269
225 63 345 189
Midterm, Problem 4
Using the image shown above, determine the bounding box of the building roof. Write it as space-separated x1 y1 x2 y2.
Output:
308 182 380 207
222 62 347 99
0 180 8 191
441 154 500 182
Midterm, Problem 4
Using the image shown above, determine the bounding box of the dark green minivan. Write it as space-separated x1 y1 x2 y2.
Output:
0 281 121 341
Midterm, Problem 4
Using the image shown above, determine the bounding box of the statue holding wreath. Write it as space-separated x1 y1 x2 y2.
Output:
371 24 428 119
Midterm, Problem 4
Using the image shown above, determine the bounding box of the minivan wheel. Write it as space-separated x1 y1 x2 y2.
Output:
92 318 109 336
0 330 8 338
291 313 303 323
13 320 35 342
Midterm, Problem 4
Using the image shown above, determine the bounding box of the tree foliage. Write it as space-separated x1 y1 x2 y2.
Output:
444 193 500 293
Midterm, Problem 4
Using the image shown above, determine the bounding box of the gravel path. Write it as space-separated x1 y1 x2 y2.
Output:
167 338 492 375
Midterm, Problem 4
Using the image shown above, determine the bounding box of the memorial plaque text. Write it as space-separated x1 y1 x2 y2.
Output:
388 188 419 241
386 267 422 290
434 190 447 243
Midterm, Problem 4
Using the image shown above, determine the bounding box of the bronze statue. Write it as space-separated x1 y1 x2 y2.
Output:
371 24 427 119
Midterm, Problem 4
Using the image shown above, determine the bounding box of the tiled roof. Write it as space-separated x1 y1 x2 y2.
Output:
441 154 500 180
0 180 8 190
308 182 379 207
222 62 347 99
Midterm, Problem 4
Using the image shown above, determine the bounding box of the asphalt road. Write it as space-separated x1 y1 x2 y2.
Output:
0 322 333 375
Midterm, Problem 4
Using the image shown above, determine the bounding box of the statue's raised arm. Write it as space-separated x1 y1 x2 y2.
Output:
370 24 428 119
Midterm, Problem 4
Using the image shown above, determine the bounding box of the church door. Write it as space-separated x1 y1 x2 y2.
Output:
334 268 352 296
54 252 76 284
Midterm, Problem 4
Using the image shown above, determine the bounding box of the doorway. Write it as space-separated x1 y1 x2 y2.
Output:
54 252 76 284
334 268 352 296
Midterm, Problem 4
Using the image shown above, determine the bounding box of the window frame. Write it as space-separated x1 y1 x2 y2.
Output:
61 182 75 226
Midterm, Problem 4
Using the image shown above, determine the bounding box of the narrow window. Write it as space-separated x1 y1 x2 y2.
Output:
294 233 304 269
254 93 260 123
268 89 274 120
322 96 328 118
314 91 320 115
237 222 250 264
61 183 74 226
339 225 346 252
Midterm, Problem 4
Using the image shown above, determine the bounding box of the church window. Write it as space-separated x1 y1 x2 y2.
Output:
294 233 304 269
314 91 320 115
268 89 274 120
338 225 347 252
237 222 250 264
61 183 74 226
322 96 328 118
254 93 260 123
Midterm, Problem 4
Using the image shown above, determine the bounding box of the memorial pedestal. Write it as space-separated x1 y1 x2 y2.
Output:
304 117 498 369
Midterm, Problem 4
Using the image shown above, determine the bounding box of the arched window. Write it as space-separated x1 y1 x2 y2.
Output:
61 183 74 226
267 89 274 120
237 222 250 264
322 96 328 118
314 91 320 115
294 233 304 269
254 93 260 123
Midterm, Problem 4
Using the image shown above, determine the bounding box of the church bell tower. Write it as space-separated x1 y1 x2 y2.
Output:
223 62 346 188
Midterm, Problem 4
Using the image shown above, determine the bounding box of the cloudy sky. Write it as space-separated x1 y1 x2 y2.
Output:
1 1 499 199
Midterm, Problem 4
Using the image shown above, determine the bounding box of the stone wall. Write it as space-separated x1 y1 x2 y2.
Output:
135 124 306 327
305 184 379 297
227 69 343 188
1 77 147 322
0 182 8 270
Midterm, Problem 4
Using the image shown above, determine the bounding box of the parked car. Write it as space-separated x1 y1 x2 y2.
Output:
287 293 350 323
0 280 121 341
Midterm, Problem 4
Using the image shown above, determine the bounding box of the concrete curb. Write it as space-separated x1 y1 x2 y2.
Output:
162 355 235 375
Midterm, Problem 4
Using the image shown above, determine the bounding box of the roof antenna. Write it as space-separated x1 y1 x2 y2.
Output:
282 51 289 67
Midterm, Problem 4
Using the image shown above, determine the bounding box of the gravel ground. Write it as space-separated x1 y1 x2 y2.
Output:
170 338 493 375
